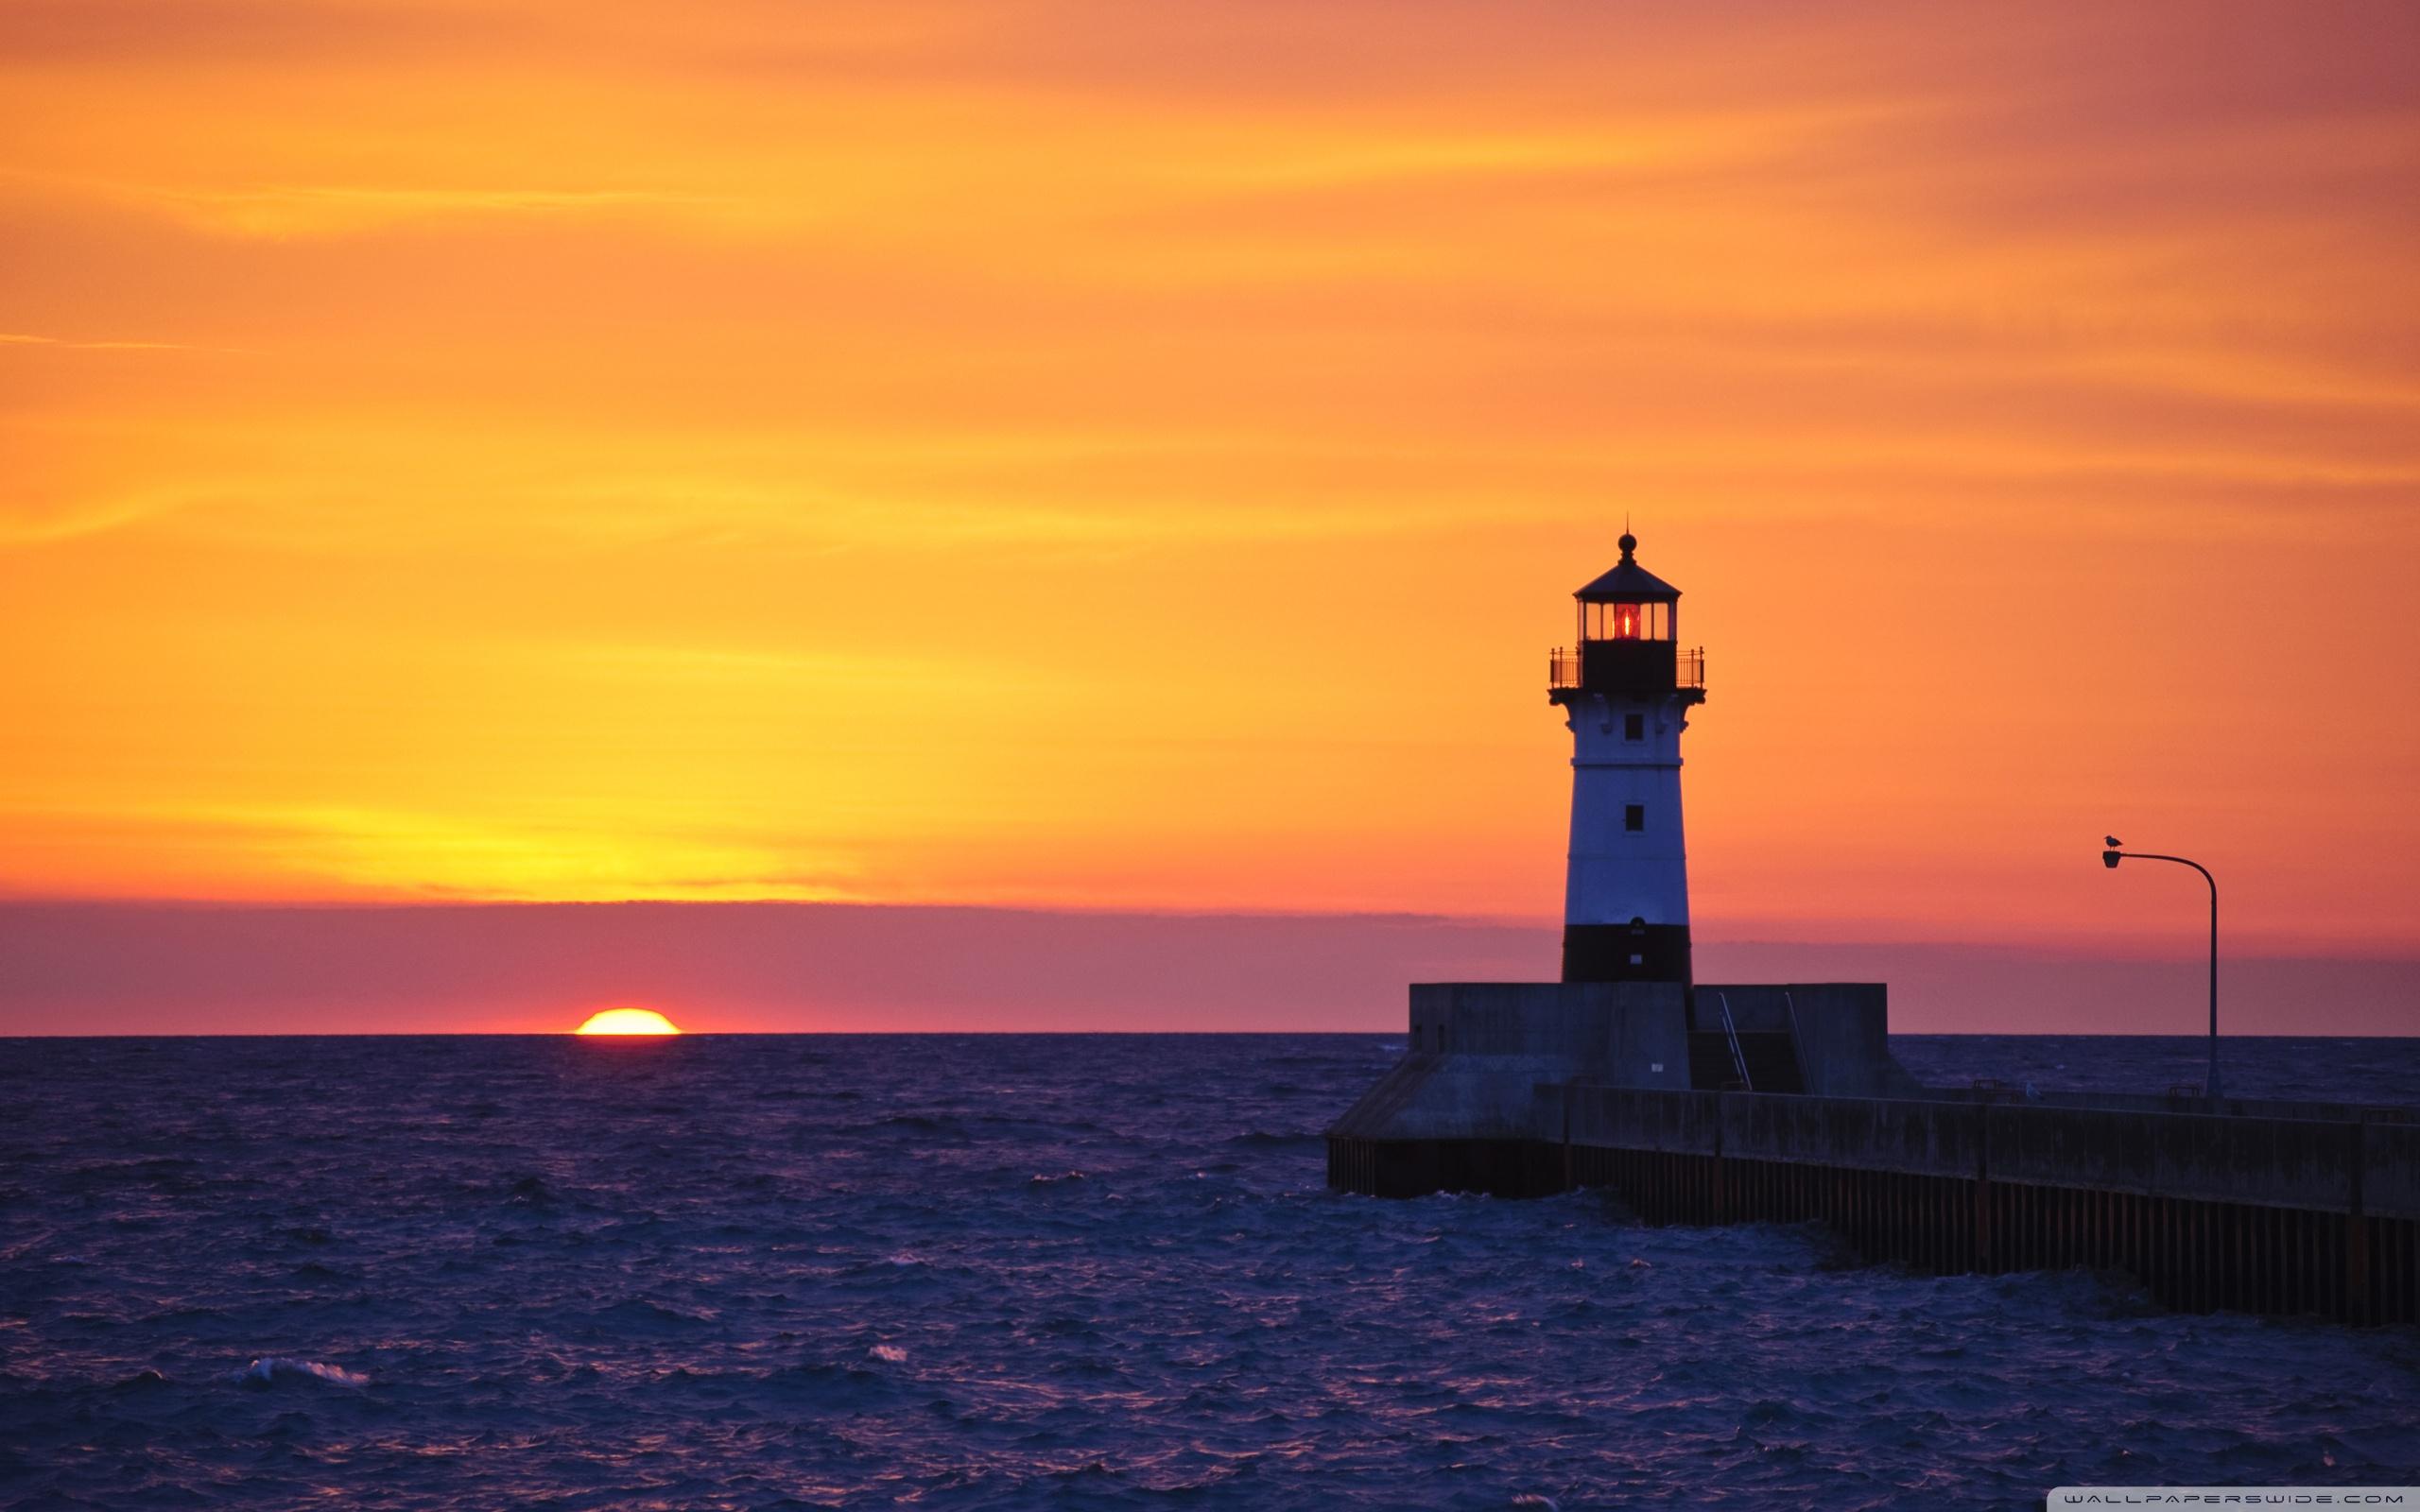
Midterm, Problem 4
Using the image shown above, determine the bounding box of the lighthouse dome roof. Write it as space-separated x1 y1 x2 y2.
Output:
1574 531 1681 602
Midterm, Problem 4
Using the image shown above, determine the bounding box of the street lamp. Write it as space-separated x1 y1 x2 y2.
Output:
2100 836 2221 1104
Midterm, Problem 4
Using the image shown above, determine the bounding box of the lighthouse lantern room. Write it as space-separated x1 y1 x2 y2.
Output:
1548 531 1706 985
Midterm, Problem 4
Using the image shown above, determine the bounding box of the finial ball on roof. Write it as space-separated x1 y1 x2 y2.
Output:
1617 531 1637 560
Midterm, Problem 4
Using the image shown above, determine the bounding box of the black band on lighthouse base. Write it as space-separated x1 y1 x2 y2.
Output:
1561 923 1693 985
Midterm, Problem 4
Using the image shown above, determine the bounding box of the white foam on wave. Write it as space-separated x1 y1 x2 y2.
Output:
869 1344 908 1363
232 1356 369 1387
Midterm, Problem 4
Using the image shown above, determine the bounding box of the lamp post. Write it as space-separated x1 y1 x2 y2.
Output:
2100 838 2221 1104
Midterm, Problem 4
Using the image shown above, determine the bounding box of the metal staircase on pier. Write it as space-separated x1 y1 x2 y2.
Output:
1685 991 1806 1093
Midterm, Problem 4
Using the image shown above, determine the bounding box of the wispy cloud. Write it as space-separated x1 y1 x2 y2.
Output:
0 331 229 352
119 182 737 238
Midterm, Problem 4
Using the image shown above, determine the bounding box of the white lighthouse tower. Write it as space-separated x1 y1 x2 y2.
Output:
1548 530 1706 984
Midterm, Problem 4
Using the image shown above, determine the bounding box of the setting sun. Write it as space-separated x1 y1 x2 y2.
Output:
573 1008 683 1037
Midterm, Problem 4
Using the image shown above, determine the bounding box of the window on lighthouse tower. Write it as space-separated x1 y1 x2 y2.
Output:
1582 601 1671 641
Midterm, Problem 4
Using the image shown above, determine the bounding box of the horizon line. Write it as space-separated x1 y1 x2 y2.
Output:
1 894 2410 960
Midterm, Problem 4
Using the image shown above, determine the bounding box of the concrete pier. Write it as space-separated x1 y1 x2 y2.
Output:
1327 984 2420 1325
1326 541 2420 1320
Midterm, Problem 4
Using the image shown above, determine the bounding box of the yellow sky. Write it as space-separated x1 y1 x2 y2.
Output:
4 0 2416 954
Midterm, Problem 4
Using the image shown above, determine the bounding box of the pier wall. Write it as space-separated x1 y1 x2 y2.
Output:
1690 984 1917 1098
1329 1084 2420 1325
1338 983 1690 1157
1406 981 1691 1074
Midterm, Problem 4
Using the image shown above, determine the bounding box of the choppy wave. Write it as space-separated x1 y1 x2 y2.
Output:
1 1032 2415 1510
231 1356 370 1388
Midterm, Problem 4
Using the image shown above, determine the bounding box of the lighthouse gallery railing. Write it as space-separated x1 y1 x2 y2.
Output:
1548 646 1705 692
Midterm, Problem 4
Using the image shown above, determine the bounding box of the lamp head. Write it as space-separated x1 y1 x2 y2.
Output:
2102 850 2122 869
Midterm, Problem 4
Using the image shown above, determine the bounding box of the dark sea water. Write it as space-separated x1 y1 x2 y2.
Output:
4 1034 2416 1511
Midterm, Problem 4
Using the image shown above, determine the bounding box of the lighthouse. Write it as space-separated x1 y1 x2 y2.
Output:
1548 530 1705 985
1328 530 1914 1197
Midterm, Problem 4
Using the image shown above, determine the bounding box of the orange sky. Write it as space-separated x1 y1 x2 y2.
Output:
5 0 2417 960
